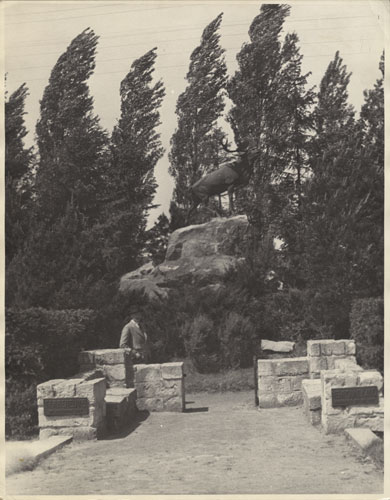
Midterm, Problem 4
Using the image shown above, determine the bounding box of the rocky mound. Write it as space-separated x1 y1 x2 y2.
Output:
119 215 250 300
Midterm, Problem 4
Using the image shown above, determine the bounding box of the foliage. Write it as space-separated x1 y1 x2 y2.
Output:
144 213 170 265
35 28 109 223
169 13 227 216
5 82 35 266
350 298 383 373
5 307 99 438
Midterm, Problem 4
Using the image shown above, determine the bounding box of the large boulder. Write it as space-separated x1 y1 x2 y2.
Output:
119 215 250 300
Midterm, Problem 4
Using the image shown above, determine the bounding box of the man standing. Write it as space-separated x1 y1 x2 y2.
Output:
119 308 151 363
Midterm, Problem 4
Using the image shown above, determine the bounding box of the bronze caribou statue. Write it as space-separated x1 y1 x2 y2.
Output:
187 139 257 221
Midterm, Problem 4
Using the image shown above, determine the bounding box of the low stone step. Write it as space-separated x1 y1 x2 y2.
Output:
345 428 383 467
105 388 137 432
302 378 322 425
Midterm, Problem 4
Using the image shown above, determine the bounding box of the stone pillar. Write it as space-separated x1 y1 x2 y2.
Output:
307 339 356 379
78 349 134 388
257 357 309 408
37 377 106 440
134 362 185 412
321 368 384 434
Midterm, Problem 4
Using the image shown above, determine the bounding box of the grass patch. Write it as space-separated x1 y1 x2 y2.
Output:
181 359 255 393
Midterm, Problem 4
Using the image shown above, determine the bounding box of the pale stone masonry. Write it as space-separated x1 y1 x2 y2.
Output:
307 339 357 379
302 379 322 425
37 376 106 440
321 368 384 434
257 357 309 408
78 349 134 388
134 362 185 412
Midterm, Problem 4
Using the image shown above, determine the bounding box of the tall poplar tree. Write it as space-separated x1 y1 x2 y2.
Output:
169 13 227 213
35 28 108 223
5 83 34 265
227 4 291 262
101 48 166 277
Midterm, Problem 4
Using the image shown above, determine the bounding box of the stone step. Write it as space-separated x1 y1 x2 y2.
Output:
105 388 137 432
302 378 322 425
345 428 383 467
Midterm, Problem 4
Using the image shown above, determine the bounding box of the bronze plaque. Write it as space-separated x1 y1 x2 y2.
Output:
44 397 89 417
331 386 379 407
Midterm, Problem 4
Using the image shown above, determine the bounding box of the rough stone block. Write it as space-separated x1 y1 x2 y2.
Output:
290 375 307 391
75 378 106 404
78 351 95 365
101 364 126 386
345 428 383 466
354 415 384 433
307 340 321 357
320 340 334 356
162 378 183 396
164 396 183 412
274 357 308 376
258 393 278 408
93 349 128 365
346 340 356 355
261 339 295 353
135 381 164 398
322 413 356 434
332 341 346 356
161 362 184 379
310 371 321 380
53 380 81 398
276 391 303 407
302 379 322 410
309 409 321 425
136 397 164 412
37 380 66 403
134 364 162 382
257 376 275 394
357 370 383 392
309 356 328 373
257 360 274 376
334 357 361 371
274 377 292 393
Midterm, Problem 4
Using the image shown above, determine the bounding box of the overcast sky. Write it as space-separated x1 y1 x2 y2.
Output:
4 1 387 226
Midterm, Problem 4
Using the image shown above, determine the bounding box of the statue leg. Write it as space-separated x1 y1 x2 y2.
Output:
228 186 235 214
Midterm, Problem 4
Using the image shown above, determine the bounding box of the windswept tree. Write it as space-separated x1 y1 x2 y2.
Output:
5 82 34 265
34 28 109 223
7 28 110 308
101 48 166 277
169 13 227 215
227 4 291 262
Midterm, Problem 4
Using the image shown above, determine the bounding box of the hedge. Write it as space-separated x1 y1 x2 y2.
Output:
350 297 383 373
5 307 99 438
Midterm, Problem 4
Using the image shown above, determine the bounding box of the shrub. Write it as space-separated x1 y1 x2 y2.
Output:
5 307 99 438
218 312 257 368
182 314 220 373
350 297 383 373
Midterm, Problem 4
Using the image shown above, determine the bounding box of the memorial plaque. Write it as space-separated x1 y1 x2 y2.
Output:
44 397 89 416
331 386 379 408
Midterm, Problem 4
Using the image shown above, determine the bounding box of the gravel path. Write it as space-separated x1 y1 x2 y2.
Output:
6 391 383 495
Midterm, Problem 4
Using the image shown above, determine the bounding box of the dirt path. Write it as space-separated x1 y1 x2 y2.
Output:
6 391 383 495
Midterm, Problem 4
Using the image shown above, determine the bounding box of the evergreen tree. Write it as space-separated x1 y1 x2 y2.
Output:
302 52 358 335
275 32 315 288
102 48 166 278
35 28 109 223
169 13 227 213
5 82 34 265
227 4 291 262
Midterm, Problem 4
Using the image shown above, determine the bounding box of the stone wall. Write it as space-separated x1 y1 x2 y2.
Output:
307 339 356 379
321 368 384 434
37 375 106 440
78 349 134 388
257 357 309 408
134 362 185 412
